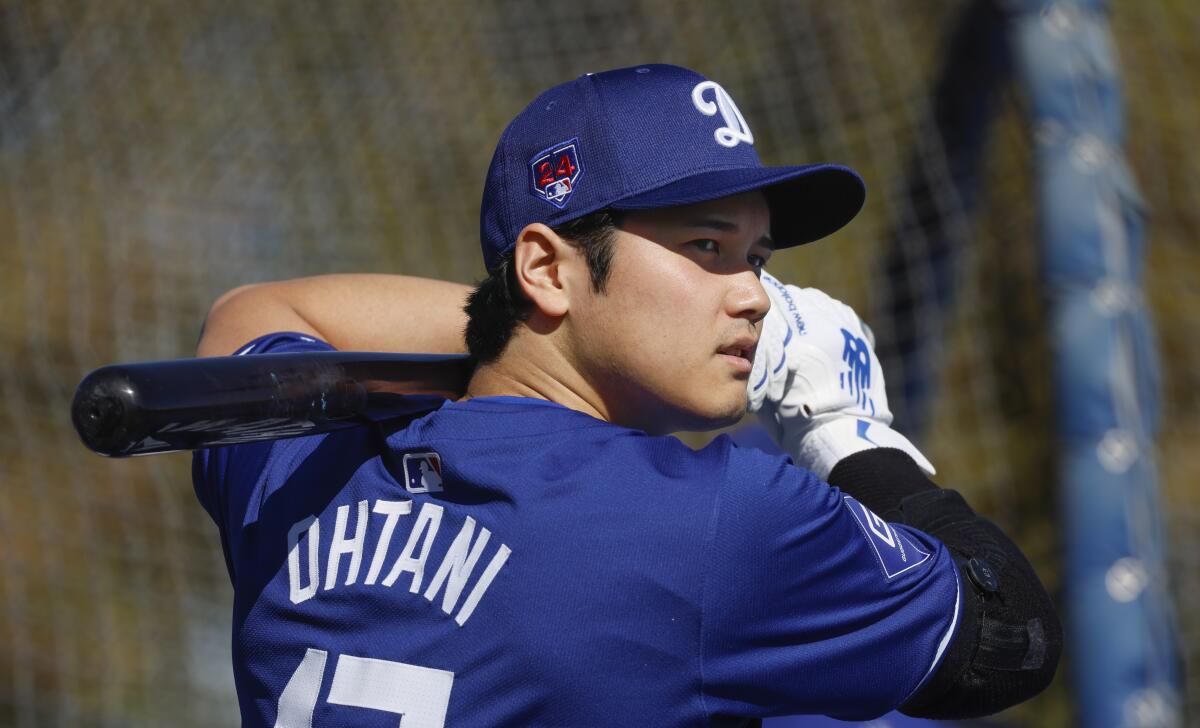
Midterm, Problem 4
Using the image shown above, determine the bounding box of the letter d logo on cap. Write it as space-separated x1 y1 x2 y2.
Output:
691 81 754 149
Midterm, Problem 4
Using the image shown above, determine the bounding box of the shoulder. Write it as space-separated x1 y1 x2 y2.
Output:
705 435 840 520
191 331 347 544
697 440 963 719
192 331 338 481
430 398 733 484
228 330 335 356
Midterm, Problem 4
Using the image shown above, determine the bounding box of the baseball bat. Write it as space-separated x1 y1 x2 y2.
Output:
71 351 473 457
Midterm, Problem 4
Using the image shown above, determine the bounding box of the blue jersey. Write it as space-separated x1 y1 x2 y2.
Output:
193 333 962 727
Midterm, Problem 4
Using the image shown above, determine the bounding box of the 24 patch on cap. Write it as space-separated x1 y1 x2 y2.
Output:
530 139 582 208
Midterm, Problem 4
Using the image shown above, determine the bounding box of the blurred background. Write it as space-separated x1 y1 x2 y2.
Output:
0 0 1196 725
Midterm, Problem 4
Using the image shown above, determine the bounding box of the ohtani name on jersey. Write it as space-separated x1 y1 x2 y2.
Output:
286 500 512 627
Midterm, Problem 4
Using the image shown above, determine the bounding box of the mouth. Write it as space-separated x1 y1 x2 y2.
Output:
717 339 757 372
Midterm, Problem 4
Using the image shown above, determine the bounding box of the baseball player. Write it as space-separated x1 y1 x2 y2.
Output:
195 65 1060 726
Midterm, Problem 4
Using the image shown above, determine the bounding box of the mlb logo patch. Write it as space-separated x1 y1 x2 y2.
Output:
842 496 930 579
530 139 582 209
402 452 444 494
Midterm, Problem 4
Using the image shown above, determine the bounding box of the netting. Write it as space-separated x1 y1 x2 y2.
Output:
0 1 1196 725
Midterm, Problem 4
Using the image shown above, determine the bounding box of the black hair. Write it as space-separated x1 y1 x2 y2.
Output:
464 210 623 363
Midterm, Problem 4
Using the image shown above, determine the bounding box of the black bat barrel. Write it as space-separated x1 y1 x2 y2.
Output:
71 352 473 457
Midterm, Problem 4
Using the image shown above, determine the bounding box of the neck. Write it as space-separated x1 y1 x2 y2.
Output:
462 333 610 424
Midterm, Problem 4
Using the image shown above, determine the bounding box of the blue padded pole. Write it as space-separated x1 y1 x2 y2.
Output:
1005 1 1181 724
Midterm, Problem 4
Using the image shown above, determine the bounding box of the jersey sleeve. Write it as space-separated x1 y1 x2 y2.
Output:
191 332 337 580
699 440 962 721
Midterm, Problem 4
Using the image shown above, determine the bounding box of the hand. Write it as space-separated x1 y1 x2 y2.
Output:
747 271 935 479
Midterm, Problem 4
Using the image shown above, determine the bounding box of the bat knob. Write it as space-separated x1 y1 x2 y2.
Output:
72 367 138 456
79 395 123 433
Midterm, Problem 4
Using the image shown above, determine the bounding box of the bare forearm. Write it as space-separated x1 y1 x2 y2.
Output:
197 274 471 357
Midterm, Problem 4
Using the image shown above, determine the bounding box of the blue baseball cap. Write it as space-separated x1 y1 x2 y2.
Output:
479 64 866 272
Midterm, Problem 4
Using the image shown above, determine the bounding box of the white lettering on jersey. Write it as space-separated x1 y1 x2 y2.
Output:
423 516 493 617
278 650 455 727
325 500 369 590
691 80 754 148
328 654 454 726
283 499 511 626
453 544 512 627
382 502 444 592
364 499 413 585
275 647 328 726
288 516 320 604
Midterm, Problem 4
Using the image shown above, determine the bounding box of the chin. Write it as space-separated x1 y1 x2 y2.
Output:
629 380 749 435
672 395 748 434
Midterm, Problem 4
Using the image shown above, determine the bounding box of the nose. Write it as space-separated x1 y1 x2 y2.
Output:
728 270 771 325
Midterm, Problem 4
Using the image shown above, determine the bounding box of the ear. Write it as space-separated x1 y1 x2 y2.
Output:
512 223 584 318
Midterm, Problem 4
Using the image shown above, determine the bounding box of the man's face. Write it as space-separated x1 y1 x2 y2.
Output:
564 190 773 435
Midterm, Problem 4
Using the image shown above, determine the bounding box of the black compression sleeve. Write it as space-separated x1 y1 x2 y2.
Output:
827 448 1063 719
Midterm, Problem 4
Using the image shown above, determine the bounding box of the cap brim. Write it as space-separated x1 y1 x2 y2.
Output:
608 164 865 247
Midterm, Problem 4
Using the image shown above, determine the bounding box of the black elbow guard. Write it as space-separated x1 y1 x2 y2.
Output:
828 449 1063 719
897 489 1063 718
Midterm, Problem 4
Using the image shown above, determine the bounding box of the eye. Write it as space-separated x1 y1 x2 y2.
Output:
690 239 719 253
747 253 768 270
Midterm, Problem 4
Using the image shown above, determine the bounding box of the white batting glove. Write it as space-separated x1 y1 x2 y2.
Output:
747 271 935 480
